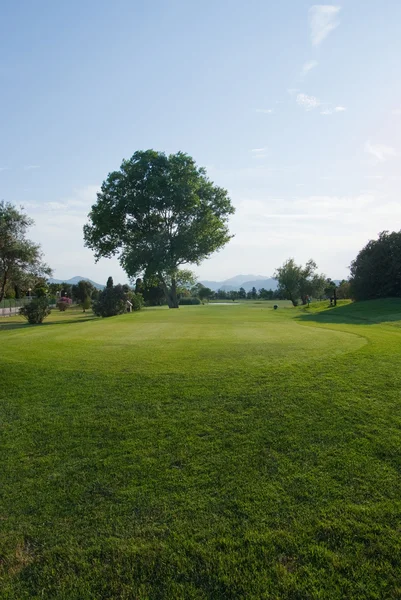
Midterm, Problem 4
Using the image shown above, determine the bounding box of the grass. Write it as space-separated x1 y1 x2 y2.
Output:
1 300 401 598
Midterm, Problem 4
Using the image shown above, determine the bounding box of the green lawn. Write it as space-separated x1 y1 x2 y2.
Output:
1 300 401 599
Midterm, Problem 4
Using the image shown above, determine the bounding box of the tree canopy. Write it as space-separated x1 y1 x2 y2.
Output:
350 231 401 300
0 201 51 302
71 280 98 305
274 258 326 306
83 150 235 308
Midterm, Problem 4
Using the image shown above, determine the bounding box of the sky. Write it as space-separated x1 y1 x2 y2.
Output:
1 0 401 284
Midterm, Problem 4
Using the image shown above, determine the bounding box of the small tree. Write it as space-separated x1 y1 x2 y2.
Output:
82 295 92 312
72 280 97 304
20 297 51 324
337 280 351 299
198 286 214 302
274 258 326 306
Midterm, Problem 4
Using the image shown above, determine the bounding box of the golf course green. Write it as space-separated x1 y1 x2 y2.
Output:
1 299 401 598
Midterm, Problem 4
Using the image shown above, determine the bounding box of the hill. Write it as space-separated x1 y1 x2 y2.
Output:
200 275 277 292
48 276 105 290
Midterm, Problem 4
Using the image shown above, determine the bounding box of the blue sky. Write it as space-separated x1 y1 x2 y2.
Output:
1 0 401 283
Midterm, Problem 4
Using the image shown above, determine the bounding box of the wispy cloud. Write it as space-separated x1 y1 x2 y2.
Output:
24 165 40 170
27 184 128 284
296 93 320 110
364 141 397 163
309 5 341 46
287 88 300 96
320 105 346 115
255 108 273 114
392 108 401 116
251 147 269 159
301 60 318 77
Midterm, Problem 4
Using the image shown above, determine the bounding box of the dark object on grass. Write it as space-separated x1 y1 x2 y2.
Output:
274 304 278 310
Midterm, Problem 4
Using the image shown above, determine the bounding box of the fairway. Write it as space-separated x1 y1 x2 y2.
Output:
2 301 401 598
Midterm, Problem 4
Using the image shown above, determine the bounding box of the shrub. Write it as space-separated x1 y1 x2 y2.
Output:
20 298 51 324
57 300 69 311
179 297 201 305
92 284 127 318
129 292 144 311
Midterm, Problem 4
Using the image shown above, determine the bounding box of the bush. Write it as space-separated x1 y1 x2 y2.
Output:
57 300 69 311
20 298 51 324
92 280 144 317
92 284 127 318
179 297 201 305
129 292 144 311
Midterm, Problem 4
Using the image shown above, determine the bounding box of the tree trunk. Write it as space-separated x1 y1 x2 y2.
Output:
160 277 179 309
288 292 298 307
169 278 179 308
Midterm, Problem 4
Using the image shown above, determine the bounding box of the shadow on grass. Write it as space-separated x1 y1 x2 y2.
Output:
296 298 401 326
0 315 99 331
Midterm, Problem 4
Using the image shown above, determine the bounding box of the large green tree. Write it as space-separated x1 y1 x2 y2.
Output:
350 231 401 300
274 258 326 306
0 201 51 302
83 150 235 308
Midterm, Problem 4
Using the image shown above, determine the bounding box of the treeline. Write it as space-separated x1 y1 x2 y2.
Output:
204 286 281 301
3 197 401 315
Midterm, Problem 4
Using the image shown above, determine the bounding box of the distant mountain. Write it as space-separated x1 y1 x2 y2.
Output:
200 276 277 292
240 278 278 292
220 274 269 286
48 276 105 290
